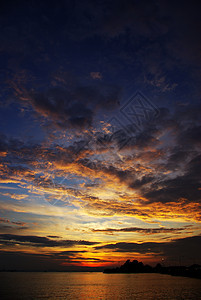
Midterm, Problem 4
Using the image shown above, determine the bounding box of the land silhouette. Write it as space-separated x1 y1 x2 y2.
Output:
103 259 201 279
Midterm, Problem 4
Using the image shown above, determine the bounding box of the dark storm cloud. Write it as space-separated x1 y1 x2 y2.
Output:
0 249 87 264
79 158 139 187
10 82 121 130
30 88 93 129
53 250 87 256
91 164 153 191
95 121 160 152
95 242 161 253
95 235 201 262
0 134 24 154
145 154 201 204
28 85 121 129
129 104 201 204
167 149 191 169
178 125 201 148
0 234 98 247
129 175 155 189
92 226 188 234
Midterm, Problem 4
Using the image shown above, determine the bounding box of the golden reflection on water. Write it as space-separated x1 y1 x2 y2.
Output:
1 272 201 299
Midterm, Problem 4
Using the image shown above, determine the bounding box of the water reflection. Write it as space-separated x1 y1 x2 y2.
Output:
1 272 201 299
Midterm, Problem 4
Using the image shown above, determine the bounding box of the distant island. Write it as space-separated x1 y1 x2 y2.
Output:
103 259 201 279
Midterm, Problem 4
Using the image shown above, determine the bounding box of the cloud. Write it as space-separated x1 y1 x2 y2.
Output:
0 110 201 223
0 218 27 227
91 226 190 235
0 234 98 248
0 217 9 224
145 154 201 204
0 101 201 225
95 241 163 253
82 196 201 222
1 192 28 200
95 235 201 264
11 83 121 129
0 250 108 271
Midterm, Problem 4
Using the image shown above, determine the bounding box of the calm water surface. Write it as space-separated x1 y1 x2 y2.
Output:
0 272 201 299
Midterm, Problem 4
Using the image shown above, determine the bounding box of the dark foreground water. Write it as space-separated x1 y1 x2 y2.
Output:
0 272 201 299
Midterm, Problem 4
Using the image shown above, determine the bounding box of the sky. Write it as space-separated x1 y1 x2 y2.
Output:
0 0 201 271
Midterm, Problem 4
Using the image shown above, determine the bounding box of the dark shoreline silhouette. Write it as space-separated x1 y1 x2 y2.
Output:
103 259 201 279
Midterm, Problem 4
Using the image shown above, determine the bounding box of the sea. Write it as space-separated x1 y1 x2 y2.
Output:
0 272 201 299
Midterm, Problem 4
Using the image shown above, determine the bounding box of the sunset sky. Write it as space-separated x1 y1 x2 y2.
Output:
0 0 201 271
